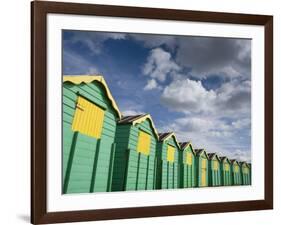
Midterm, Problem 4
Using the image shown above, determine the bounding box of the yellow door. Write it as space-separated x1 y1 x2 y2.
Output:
201 159 207 186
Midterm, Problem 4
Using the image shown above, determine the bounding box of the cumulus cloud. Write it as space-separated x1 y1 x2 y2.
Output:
122 109 145 116
143 79 161 91
175 37 251 79
161 77 250 117
142 48 180 82
222 149 251 162
161 79 216 113
129 34 177 50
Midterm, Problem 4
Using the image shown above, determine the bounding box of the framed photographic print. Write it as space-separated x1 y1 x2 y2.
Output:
31 1 273 224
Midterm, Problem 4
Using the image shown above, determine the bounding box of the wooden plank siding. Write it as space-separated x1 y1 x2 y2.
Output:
195 151 209 187
112 119 157 191
220 158 233 186
241 163 251 185
63 81 119 194
181 145 196 188
208 157 221 187
156 135 181 190
231 161 242 185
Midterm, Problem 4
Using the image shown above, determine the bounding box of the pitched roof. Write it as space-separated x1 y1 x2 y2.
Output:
179 142 191 149
207 153 219 160
118 115 144 124
118 114 158 139
63 75 121 119
194 149 207 157
220 156 231 163
158 132 180 149
158 132 173 141
229 159 238 164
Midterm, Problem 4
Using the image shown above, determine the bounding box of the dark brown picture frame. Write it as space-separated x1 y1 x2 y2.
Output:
31 1 273 224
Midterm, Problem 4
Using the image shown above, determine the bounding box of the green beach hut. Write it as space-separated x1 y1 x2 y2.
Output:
240 162 251 185
62 75 121 194
179 142 195 188
230 159 242 185
207 153 221 186
112 114 158 191
194 149 209 187
220 156 232 186
156 132 181 189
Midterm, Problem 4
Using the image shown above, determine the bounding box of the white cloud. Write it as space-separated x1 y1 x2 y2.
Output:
161 77 250 117
231 118 251 129
143 79 161 91
221 149 251 162
122 110 145 116
129 34 177 50
142 48 180 82
175 37 251 79
161 78 216 114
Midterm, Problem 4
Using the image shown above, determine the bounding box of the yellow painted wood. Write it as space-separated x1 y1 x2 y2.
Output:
132 114 159 140
213 160 218 170
167 145 175 162
72 96 105 139
137 130 151 155
243 167 249 173
224 163 230 171
186 152 192 165
63 75 121 119
201 159 207 186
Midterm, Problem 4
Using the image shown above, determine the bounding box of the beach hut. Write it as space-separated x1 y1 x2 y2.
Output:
207 153 221 186
179 142 196 188
62 75 121 194
112 114 158 191
156 132 181 189
220 156 232 186
194 149 209 187
230 159 242 185
240 162 251 185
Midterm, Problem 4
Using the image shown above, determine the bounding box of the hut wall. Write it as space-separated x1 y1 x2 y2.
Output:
195 155 208 187
182 148 195 188
156 138 180 189
220 162 232 186
63 82 117 193
241 165 251 185
113 120 157 191
208 159 221 186
232 163 242 185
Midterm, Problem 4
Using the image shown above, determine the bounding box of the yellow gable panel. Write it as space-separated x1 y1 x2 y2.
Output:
167 145 175 162
243 167 249 174
201 169 206 186
72 96 105 139
213 160 218 170
186 152 192 165
224 163 230 171
137 131 151 155
201 158 207 169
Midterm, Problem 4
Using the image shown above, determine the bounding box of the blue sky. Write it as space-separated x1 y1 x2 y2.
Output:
63 30 251 162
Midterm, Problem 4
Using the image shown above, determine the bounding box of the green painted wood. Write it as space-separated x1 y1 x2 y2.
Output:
63 81 118 194
156 136 181 189
208 157 221 186
113 119 157 192
181 146 195 188
195 152 208 187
